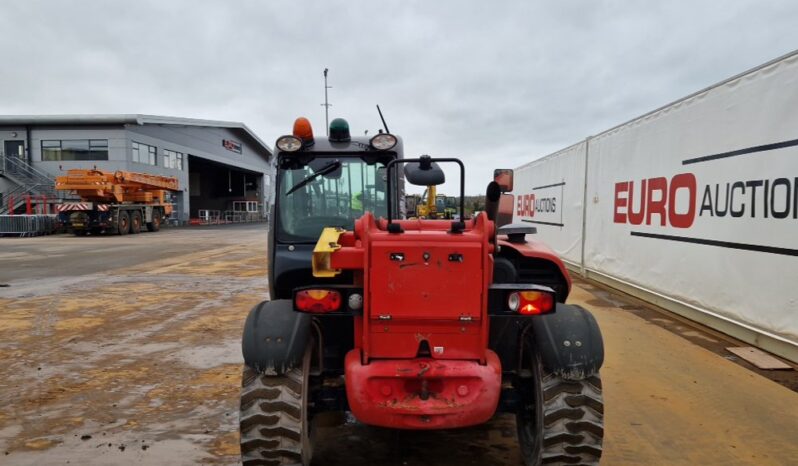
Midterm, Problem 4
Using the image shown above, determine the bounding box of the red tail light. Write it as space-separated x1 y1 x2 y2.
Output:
295 289 342 313
508 291 554 315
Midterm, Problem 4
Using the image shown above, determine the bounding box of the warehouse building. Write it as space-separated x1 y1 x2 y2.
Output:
0 114 273 222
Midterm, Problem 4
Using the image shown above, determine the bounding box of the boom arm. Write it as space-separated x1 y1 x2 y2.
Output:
55 169 179 204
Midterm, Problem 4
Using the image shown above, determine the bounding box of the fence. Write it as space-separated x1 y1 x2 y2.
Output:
513 50 798 363
0 215 59 237
193 202 267 225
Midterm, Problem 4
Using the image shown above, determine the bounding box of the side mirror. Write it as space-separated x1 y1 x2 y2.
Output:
493 169 513 192
496 194 515 227
404 155 446 186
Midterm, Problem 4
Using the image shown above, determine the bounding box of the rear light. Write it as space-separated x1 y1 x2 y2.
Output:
508 291 554 315
348 293 363 311
295 289 342 313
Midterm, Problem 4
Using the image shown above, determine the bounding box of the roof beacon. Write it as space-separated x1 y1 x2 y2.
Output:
329 118 351 142
293 117 314 146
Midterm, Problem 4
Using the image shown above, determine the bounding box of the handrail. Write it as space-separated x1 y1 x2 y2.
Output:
1 153 54 186
0 153 65 214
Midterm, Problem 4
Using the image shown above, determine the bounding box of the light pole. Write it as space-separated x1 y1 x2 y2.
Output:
322 68 332 136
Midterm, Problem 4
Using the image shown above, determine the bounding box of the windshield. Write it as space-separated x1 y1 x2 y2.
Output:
277 156 388 242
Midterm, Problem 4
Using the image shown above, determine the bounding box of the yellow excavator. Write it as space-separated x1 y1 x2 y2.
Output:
412 186 457 219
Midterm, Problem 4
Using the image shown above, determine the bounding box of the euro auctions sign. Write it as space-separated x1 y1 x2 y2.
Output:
514 52 798 355
512 141 587 264
516 182 563 226
612 139 798 257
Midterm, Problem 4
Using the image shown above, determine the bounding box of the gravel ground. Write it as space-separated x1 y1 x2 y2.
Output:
0 224 796 465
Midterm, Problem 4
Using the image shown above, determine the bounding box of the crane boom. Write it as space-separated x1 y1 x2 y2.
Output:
55 169 179 204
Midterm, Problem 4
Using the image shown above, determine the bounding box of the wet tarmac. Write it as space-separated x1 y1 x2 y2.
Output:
0 224 796 465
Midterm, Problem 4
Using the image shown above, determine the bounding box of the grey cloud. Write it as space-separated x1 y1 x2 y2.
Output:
1 0 797 193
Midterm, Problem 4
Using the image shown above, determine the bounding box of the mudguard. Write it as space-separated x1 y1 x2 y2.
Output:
242 299 311 375
531 303 604 379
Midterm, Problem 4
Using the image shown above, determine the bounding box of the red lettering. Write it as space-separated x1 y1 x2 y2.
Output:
668 173 697 228
614 182 629 223
646 177 668 226
517 194 537 217
627 180 646 225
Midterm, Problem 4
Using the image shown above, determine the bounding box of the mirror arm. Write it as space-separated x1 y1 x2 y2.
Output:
386 157 466 225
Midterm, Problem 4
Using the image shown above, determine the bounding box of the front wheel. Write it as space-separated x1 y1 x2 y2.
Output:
146 208 162 232
517 351 604 465
240 344 313 466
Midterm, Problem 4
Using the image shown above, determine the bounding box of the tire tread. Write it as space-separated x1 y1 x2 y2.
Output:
540 374 604 466
240 365 307 466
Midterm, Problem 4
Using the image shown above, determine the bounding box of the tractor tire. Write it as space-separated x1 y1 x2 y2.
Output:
130 210 142 234
240 343 313 466
517 349 604 465
117 211 130 235
146 208 162 232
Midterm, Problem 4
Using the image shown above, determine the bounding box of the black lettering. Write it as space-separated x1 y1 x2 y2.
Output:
745 180 763 217
551 198 556 212
764 179 769 218
715 183 729 217
730 182 745 217
771 178 791 219
700 185 713 217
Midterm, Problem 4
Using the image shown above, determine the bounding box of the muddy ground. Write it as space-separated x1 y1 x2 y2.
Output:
0 224 796 465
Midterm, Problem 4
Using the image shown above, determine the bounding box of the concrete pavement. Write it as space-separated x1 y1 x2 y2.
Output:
0 224 795 465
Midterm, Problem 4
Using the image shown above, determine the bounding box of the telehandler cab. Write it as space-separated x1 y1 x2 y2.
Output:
240 117 605 465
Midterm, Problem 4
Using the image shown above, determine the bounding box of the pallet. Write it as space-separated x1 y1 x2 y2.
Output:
726 347 792 370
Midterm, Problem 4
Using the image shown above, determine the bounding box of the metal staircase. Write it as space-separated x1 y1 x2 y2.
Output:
0 152 62 214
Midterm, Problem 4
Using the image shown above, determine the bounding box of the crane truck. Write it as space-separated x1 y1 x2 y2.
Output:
55 169 178 236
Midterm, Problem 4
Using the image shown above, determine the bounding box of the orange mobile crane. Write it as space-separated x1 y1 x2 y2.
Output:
55 169 179 236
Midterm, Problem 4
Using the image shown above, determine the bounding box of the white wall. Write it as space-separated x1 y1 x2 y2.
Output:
514 141 586 265
514 51 798 361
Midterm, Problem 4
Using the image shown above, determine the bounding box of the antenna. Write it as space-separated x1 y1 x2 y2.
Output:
376 105 390 134
321 68 332 136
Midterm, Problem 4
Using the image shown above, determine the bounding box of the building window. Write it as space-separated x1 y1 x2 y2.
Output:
41 139 108 161
132 141 157 165
163 149 184 170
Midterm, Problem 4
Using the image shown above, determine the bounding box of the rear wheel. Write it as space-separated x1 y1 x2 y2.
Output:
240 344 313 466
130 210 142 234
146 208 162 232
117 211 130 235
517 345 604 465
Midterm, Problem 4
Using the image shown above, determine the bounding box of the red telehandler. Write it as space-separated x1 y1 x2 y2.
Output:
241 117 604 465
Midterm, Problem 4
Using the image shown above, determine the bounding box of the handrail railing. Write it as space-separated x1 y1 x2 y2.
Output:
0 152 66 214
1 152 54 186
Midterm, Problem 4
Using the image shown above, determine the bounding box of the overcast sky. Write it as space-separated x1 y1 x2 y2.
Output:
2 0 797 194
